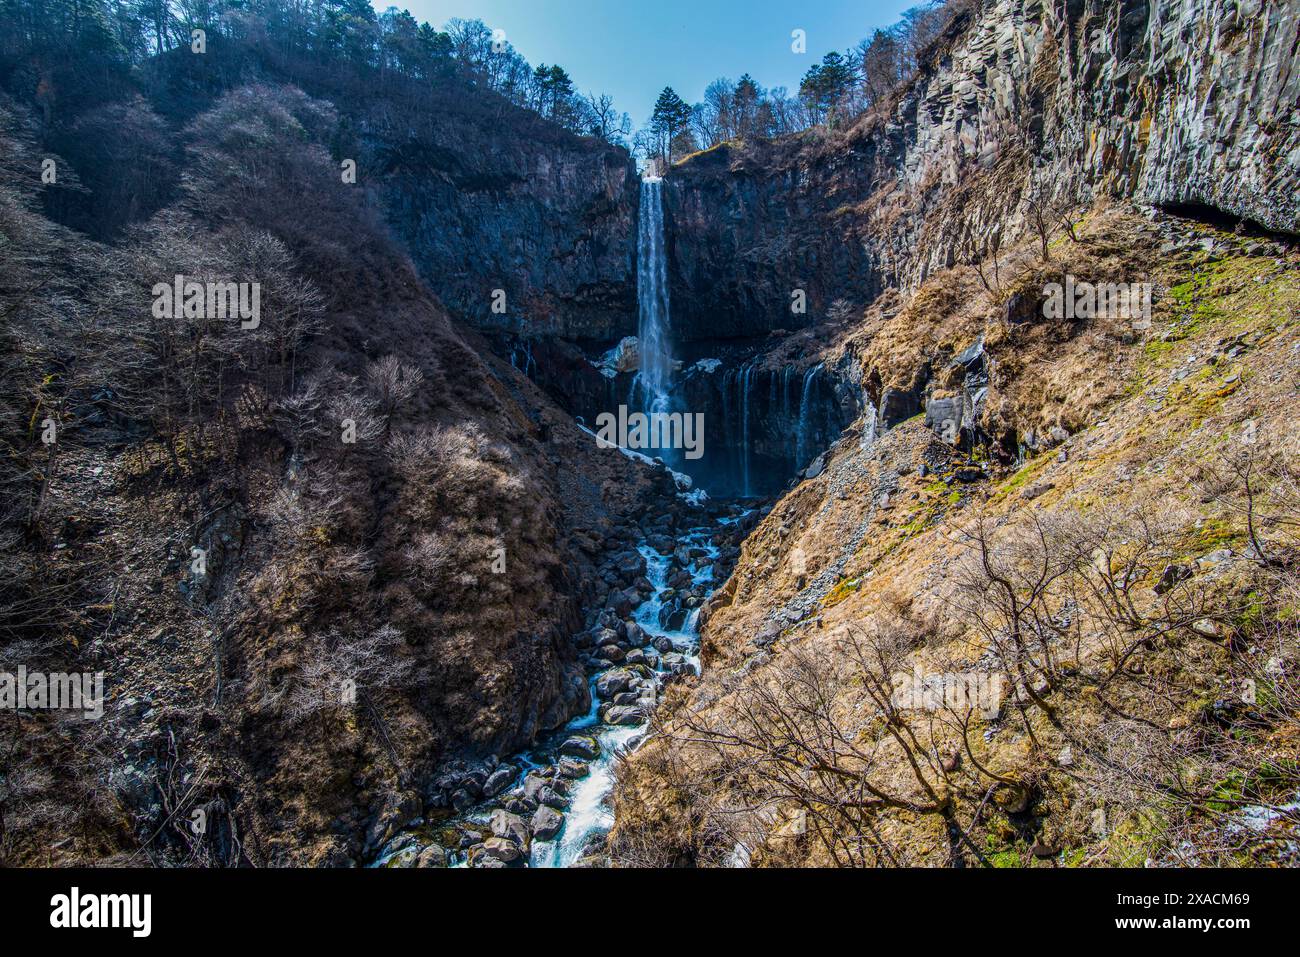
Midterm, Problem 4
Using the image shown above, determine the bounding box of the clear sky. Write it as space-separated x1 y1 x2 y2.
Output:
382 0 919 125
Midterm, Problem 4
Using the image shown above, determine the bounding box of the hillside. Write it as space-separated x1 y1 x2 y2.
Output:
2 0 1298 873
609 0 1300 868
612 205 1300 866
0 75 672 865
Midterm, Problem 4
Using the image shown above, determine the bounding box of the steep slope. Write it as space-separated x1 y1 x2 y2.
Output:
613 204 1300 867
0 85 670 867
610 0 1300 867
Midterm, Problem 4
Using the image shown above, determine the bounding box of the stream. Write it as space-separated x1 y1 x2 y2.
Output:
529 526 720 867
371 510 743 870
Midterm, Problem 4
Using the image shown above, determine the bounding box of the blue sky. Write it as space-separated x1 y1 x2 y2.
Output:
382 0 919 124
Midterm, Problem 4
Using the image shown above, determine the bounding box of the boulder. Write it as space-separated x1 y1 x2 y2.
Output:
489 809 530 847
538 786 570 810
613 549 648 579
504 795 536 815
596 669 633 700
662 652 692 674
606 705 644 726
531 806 564 842
480 837 522 864
560 735 601 760
482 764 518 798
558 758 590 779
1155 563 1193 595
624 621 648 647
416 845 447 868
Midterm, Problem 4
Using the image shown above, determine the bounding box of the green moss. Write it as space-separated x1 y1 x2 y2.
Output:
986 848 1026 868
1186 518 1245 553
1101 810 1169 866
992 452 1052 503
823 577 861 608
1060 846 1089 868
899 501 943 538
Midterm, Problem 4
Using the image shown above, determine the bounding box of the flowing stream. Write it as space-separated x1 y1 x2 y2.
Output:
530 527 720 867
425 516 734 870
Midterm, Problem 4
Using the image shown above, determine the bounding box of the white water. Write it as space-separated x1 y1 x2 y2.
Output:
795 363 824 468
635 177 674 418
530 530 719 868
861 399 879 450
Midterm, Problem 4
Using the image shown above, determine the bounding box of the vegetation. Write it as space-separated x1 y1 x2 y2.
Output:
635 1 964 165
0 0 633 144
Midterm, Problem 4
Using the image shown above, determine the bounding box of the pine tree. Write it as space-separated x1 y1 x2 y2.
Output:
651 86 692 162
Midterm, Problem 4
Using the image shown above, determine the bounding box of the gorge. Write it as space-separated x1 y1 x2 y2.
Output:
2 0 1299 873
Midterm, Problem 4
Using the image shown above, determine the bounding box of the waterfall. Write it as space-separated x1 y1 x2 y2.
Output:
635 177 673 416
782 365 795 461
861 399 879 450
795 363 823 468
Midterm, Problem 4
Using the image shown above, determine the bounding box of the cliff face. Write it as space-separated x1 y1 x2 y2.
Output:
663 0 1300 340
377 114 640 341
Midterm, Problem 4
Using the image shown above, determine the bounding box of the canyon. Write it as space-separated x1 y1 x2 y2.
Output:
2 0 1299 869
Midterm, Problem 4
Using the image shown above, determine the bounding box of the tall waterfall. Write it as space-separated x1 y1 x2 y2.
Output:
635 177 673 416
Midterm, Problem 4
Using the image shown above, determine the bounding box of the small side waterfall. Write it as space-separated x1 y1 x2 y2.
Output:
635 177 673 416
861 399 880 450
740 363 753 497
795 363 824 468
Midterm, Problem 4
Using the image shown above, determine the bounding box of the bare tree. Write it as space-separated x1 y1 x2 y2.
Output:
365 355 425 421
1021 167 1079 262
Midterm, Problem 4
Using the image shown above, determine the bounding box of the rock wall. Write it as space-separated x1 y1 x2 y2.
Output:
375 109 640 341
662 0 1300 339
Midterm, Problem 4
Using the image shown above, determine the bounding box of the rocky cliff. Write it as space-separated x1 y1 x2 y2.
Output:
663 0 1300 340
375 107 640 341
0 71 670 867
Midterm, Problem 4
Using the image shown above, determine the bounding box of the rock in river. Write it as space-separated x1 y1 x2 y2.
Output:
532 806 564 841
560 735 601 760
489 809 530 848
605 705 644 726
480 837 522 864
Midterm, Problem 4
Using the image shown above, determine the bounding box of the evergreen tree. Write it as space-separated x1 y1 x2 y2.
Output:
800 50 854 126
651 86 692 162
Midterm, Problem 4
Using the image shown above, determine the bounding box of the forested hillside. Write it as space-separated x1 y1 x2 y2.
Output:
0 0 681 865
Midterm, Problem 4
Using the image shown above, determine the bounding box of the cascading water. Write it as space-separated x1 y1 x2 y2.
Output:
403 506 748 871
795 363 824 468
861 399 880 450
531 531 720 868
635 177 673 418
